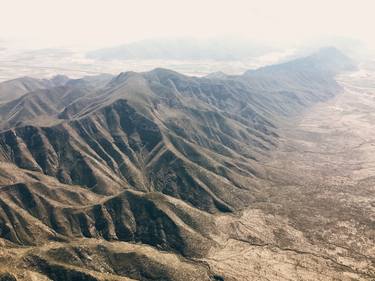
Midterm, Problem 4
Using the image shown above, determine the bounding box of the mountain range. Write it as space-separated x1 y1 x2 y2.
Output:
0 47 365 281
86 38 274 61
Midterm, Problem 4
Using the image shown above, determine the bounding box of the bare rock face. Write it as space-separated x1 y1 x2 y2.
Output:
0 48 370 281
0 273 17 281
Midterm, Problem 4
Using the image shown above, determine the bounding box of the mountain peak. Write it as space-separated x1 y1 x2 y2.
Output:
244 46 355 77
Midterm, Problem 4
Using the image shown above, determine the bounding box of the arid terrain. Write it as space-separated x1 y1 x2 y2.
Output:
204 69 375 280
0 49 373 280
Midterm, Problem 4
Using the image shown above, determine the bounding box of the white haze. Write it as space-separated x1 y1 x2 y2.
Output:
1 0 375 51
0 0 374 81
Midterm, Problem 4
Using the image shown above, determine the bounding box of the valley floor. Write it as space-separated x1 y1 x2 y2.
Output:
205 69 375 280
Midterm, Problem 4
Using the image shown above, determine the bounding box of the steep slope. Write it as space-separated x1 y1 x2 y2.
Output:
0 166 214 255
0 48 362 280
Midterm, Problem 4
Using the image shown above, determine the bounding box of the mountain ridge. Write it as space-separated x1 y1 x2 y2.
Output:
0 47 365 281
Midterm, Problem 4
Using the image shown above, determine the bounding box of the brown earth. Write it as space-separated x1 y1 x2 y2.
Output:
204 70 375 280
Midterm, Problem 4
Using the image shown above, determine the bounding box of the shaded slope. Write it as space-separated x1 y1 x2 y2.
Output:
0 176 215 257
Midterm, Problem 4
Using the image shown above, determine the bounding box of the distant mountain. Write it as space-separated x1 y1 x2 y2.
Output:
0 48 360 280
245 47 356 77
0 75 69 103
241 47 356 95
0 74 113 129
87 38 275 61
204 71 229 79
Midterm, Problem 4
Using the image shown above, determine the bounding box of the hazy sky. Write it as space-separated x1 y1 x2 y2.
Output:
1 0 374 50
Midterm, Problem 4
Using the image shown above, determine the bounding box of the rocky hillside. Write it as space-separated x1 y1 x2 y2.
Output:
0 48 362 281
